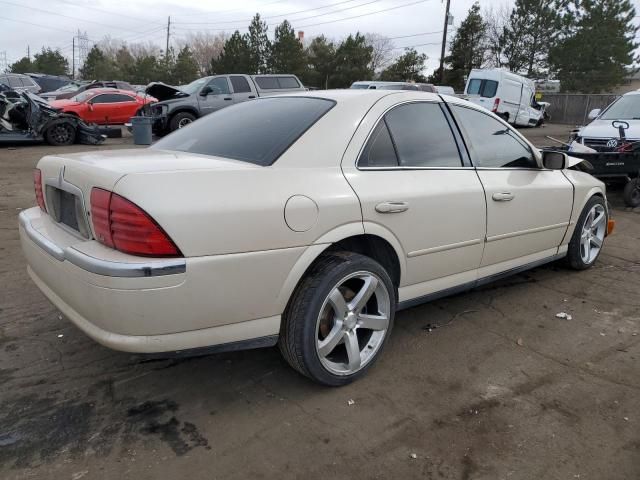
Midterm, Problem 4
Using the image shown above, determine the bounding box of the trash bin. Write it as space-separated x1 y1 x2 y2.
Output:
131 116 153 145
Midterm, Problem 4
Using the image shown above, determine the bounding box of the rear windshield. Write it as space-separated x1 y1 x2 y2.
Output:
467 79 498 98
350 84 369 89
152 97 335 166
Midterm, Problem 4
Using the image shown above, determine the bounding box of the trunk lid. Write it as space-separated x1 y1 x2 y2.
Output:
36 149 259 240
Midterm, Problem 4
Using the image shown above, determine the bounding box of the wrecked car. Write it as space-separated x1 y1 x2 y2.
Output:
0 87 105 146
144 74 305 134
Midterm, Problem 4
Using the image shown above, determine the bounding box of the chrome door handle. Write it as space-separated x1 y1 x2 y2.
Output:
492 192 515 202
375 201 409 213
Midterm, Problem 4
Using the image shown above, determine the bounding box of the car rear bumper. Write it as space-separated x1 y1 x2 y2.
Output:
18 207 293 353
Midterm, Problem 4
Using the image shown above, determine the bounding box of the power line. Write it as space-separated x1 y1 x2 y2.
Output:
174 0 431 32
296 0 431 30
174 0 376 25
0 15 76 34
0 0 158 34
387 29 443 40
173 0 291 19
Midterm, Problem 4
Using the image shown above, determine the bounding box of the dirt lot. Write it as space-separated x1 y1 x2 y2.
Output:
0 126 638 480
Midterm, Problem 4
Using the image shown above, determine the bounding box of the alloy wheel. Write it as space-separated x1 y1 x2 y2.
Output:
177 118 192 128
51 124 73 144
580 203 606 264
315 271 390 376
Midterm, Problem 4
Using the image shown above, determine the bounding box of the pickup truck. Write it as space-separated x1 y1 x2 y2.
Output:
145 74 306 134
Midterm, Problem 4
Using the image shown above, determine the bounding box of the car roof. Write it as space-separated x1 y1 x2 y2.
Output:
81 88 137 95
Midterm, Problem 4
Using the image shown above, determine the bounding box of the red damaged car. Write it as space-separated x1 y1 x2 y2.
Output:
49 88 156 125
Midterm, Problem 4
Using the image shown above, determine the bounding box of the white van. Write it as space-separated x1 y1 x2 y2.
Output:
464 69 544 127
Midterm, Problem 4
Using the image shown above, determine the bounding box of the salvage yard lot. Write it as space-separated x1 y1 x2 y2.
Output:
0 126 638 480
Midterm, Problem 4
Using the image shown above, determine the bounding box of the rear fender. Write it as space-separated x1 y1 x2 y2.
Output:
274 221 408 312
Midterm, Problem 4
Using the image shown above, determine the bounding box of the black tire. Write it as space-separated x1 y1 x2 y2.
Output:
566 196 607 270
501 113 510 123
45 122 76 146
169 112 196 132
279 252 396 386
623 178 640 208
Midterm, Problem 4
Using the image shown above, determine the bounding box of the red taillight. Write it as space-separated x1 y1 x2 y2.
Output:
90 187 181 257
492 98 501 113
90 188 114 247
33 169 47 212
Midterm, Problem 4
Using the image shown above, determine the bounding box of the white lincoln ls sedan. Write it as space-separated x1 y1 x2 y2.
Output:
19 90 612 386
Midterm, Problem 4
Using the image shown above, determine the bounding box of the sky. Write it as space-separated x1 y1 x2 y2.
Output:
1 0 640 75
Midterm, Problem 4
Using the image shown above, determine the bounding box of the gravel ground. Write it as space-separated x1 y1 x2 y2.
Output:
0 125 638 480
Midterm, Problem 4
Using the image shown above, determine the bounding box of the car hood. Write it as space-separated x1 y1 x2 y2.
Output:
145 82 189 102
49 99 81 108
579 118 640 139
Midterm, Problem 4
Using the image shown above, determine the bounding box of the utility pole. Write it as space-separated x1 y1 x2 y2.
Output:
438 0 451 84
165 16 171 62
72 37 75 79
27 45 30 61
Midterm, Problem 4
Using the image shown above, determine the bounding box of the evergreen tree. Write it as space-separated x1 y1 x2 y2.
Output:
171 46 199 84
10 57 33 74
270 20 306 76
247 13 271 74
501 0 561 76
443 2 487 90
550 0 638 93
130 54 161 85
80 46 118 80
301 35 336 89
32 48 69 76
210 31 252 74
380 49 427 82
333 33 373 88
114 46 135 81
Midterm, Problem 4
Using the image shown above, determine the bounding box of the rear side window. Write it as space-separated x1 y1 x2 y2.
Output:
152 97 335 166
451 105 536 168
255 77 279 89
467 79 498 98
230 76 251 93
277 76 300 88
358 121 398 167
384 102 462 167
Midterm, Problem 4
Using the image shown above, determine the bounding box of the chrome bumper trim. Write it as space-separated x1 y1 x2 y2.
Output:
19 211 186 278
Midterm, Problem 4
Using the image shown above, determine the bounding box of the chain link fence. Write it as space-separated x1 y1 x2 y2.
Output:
539 93 620 125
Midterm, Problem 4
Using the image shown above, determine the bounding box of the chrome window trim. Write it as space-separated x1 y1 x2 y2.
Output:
355 99 466 171
19 211 186 278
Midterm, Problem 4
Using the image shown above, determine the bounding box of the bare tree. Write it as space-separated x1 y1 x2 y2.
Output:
128 41 162 60
96 35 125 59
364 33 395 74
177 32 228 75
483 3 510 68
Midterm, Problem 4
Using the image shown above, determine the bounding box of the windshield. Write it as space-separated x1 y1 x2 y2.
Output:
152 97 335 166
599 95 640 120
179 78 208 95
71 91 96 102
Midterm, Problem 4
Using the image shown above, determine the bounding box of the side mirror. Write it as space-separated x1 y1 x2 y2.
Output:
542 150 567 170
588 108 601 120
200 86 212 96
